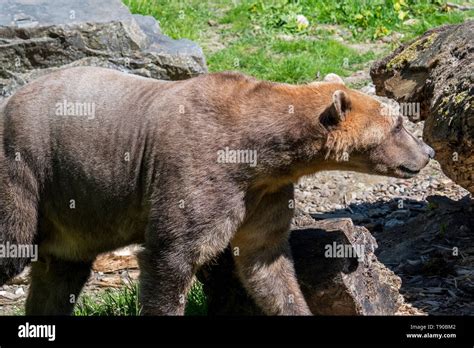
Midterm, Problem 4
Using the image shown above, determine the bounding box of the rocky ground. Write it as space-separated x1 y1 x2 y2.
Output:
0 81 472 317
294 155 473 315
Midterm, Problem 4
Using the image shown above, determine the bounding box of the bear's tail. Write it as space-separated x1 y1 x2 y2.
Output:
0 97 38 285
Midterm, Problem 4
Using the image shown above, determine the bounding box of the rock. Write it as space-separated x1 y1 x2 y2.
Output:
292 209 318 227
6 266 29 285
319 188 331 197
112 245 142 257
0 0 207 99
368 208 386 218
0 0 133 26
426 195 463 212
335 28 352 39
0 290 20 300
370 21 473 194
403 19 421 26
344 70 371 88
381 31 404 43
386 209 410 220
384 218 405 229
401 262 424 275
197 218 404 315
360 83 376 95
312 212 368 224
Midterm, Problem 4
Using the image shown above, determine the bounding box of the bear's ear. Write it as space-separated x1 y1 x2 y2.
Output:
332 90 351 121
320 90 352 128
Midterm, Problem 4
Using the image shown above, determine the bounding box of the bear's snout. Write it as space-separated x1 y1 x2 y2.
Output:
423 143 435 159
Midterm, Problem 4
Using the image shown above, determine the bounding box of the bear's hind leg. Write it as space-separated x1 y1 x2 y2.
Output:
25 256 92 315
0 164 39 286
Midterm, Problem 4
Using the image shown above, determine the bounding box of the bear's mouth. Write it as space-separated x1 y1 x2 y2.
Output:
397 165 420 176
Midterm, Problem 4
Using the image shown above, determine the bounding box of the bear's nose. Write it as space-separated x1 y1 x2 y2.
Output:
424 144 435 159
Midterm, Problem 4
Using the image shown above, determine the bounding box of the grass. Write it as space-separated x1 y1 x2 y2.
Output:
227 0 473 40
124 0 473 84
209 38 375 83
74 280 207 316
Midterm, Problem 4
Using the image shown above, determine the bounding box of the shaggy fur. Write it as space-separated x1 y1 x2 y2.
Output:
0 67 434 315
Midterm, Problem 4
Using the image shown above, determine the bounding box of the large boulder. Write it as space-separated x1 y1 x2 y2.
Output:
370 21 473 194
0 0 207 98
198 218 406 315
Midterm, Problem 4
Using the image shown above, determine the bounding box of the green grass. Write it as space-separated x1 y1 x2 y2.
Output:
224 0 473 40
125 0 220 41
124 0 472 84
74 280 207 316
209 37 375 83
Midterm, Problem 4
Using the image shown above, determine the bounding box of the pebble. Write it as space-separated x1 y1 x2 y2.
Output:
387 209 411 220
368 208 385 218
0 291 19 300
384 219 405 229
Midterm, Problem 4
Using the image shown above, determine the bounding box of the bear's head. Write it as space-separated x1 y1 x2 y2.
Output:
316 77 434 179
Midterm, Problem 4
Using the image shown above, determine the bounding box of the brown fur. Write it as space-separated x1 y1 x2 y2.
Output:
0 67 434 315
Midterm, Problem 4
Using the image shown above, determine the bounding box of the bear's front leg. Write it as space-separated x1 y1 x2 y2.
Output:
138 189 246 315
138 234 196 315
232 184 312 315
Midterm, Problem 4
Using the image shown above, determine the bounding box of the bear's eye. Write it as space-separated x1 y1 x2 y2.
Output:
393 116 403 132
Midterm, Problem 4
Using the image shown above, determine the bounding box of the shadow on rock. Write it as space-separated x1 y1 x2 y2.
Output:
310 194 473 315
198 218 403 315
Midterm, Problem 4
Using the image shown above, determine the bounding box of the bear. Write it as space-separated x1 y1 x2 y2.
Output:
0 67 435 315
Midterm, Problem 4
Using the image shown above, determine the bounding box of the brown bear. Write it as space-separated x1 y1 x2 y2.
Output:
0 67 434 315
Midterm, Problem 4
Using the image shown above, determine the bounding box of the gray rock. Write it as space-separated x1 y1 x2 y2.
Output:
319 188 331 197
0 0 133 27
311 212 368 223
360 83 376 95
0 290 20 300
367 207 388 218
14 287 24 296
0 0 207 99
132 14 162 42
384 218 405 229
387 209 411 220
